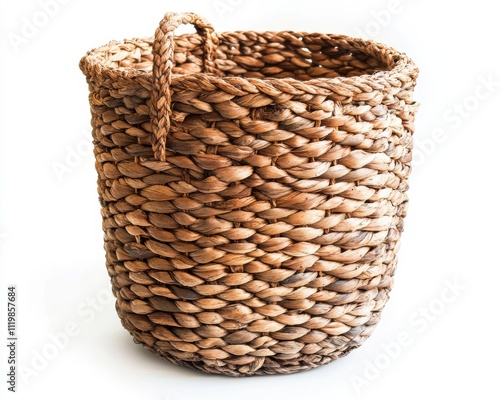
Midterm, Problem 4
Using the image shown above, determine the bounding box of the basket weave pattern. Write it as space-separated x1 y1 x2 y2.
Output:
80 12 418 376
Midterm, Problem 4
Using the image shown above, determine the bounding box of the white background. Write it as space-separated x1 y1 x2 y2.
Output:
1 0 499 399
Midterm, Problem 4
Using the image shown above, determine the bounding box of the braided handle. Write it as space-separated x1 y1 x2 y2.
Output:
151 12 218 161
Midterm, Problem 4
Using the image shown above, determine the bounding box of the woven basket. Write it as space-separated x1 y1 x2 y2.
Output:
80 12 419 376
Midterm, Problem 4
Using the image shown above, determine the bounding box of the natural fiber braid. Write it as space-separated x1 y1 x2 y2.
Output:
151 12 219 161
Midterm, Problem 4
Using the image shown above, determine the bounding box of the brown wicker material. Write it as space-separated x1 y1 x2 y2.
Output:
80 12 419 376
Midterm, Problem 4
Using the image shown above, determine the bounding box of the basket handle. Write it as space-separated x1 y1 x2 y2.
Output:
151 12 219 161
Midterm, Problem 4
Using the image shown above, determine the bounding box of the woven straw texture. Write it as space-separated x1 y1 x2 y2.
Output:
80 12 419 376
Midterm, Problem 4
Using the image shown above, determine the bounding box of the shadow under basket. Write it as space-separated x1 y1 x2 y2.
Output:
79 12 419 376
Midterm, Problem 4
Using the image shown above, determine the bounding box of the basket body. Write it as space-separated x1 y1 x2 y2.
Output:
80 13 418 376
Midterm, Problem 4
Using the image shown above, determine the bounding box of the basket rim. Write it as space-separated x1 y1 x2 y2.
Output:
80 31 418 92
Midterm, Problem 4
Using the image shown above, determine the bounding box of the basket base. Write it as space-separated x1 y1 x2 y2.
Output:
152 342 359 377
142 342 359 376
116 302 382 377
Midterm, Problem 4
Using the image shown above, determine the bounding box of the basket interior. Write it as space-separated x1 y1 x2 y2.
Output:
95 32 392 81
